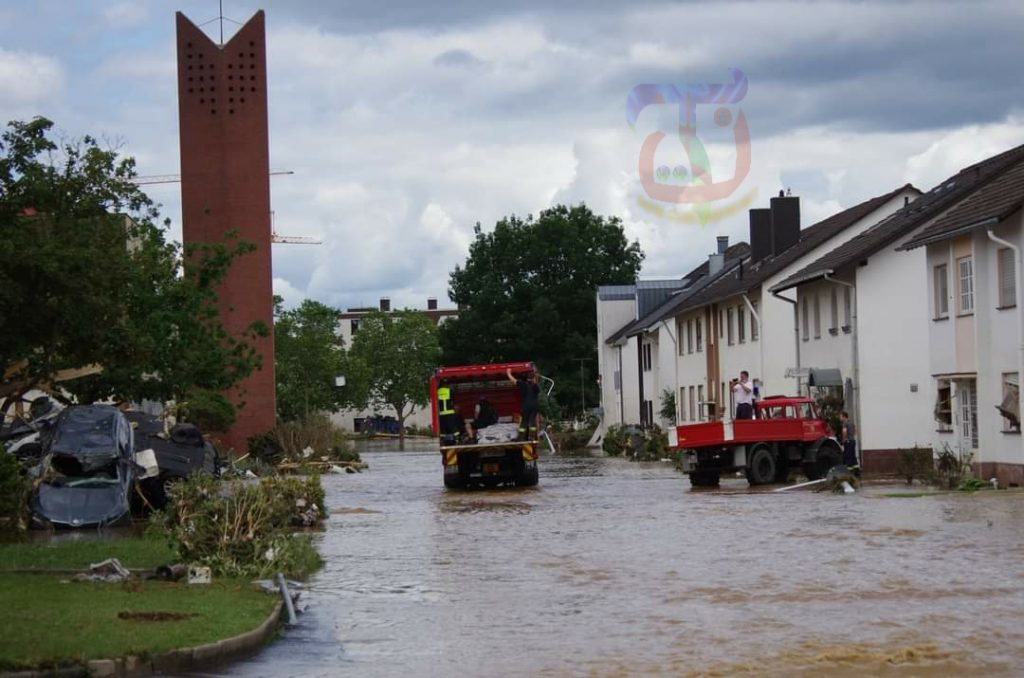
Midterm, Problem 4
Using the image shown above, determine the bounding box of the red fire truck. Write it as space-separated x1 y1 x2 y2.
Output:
671 396 843 487
430 362 541 489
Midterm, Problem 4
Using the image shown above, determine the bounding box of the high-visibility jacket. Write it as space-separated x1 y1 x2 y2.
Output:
437 386 454 415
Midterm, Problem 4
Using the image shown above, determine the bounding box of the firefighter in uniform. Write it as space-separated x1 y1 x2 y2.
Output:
437 382 461 443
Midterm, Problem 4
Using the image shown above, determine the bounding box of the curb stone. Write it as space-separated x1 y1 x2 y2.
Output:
2 600 283 678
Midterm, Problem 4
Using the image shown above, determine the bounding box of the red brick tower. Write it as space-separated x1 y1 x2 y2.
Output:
175 11 275 453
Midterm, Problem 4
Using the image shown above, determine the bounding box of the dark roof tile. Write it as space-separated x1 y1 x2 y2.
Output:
774 143 1024 290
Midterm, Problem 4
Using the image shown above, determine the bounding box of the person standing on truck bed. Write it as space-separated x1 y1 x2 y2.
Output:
731 371 754 420
437 381 461 442
507 368 540 440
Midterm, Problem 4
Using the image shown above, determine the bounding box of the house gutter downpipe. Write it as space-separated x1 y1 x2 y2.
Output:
987 229 1023 451
661 320 681 423
771 289 801 393
741 294 764 396
823 273 860 468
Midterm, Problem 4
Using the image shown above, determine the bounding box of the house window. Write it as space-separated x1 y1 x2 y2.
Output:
686 319 694 354
751 301 759 341
642 343 652 372
727 307 735 345
933 264 949 318
351 318 361 334
843 286 852 332
676 318 685 355
643 400 654 427
679 387 686 422
801 296 809 341
998 248 1016 308
737 306 746 343
1001 372 1020 432
719 308 725 339
613 370 621 391
689 386 695 422
829 288 838 334
935 379 952 432
813 293 821 339
697 385 704 421
696 318 703 352
957 255 974 314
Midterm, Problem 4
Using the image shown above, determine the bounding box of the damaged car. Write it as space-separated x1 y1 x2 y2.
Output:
125 410 221 509
29 404 136 529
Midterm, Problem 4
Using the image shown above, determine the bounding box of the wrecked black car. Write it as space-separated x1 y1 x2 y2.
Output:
29 405 136 529
126 410 221 509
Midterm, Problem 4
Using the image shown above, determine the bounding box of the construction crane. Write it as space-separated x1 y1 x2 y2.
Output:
130 169 295 185
270 211 321 245
130 171 321 245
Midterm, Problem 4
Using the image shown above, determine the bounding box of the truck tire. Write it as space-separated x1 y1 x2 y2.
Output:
443 474 467 489
517 467 539 487
745 445 777 485
689 470 720 488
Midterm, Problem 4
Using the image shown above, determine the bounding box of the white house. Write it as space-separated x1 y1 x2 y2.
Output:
632 186 915 433
898 144 1024 486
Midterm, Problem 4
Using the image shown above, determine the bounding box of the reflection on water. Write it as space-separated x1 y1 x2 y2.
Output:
202 450 1024 678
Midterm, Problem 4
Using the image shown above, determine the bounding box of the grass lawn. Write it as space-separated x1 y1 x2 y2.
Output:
0 575 276 671
0 535 177 571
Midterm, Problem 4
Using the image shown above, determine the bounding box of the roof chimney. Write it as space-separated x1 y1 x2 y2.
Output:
904 195 910 207
379 297 391 312
708 252 725 276
716 235 729 255
769 194 800 256
749 208 772 263
427 297 438 310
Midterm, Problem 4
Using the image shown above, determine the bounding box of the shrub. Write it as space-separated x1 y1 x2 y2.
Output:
152 473 326 579
636 425 670 462
935 444 972 490
248 414 359 465
0 453 29 539
895 446 934 485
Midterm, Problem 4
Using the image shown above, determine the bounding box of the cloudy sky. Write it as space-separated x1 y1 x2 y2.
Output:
2 1 1022 311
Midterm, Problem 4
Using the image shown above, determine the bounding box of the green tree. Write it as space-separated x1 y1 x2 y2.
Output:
348 310 440 450
0 117 264 407
274 297 351 421
441 204 643 418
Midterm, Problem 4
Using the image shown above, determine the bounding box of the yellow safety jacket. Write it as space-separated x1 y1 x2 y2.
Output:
437 387 454 415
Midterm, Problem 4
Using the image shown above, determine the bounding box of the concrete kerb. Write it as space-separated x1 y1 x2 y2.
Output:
2 600 283 678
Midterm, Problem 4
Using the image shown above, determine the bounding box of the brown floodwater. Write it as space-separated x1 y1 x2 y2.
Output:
200 445 1024 677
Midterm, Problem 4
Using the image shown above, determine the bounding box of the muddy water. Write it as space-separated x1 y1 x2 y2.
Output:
208 448 1024 677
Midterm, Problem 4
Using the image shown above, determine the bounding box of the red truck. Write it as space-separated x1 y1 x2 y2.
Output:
430 362 541 489
671 396 843 487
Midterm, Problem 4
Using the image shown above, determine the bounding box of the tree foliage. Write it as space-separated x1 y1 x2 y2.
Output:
347 310 440 449
274 297 350 421
0 117 264 405
441 204 643 417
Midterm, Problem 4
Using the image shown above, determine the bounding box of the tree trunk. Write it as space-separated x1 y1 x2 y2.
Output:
397 405 406 451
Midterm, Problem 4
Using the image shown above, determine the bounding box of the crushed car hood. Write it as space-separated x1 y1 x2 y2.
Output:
31 483 130 528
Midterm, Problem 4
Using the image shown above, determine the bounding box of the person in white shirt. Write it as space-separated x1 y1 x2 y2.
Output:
731 370 754 419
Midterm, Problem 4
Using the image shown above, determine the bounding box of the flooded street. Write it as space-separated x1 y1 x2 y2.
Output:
209 447 1024 677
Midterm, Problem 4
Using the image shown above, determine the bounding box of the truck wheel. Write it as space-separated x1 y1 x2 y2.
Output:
517 467 539 487
745 446 777 485
689 471 720 488
443 474 466 489
774 459 791 483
